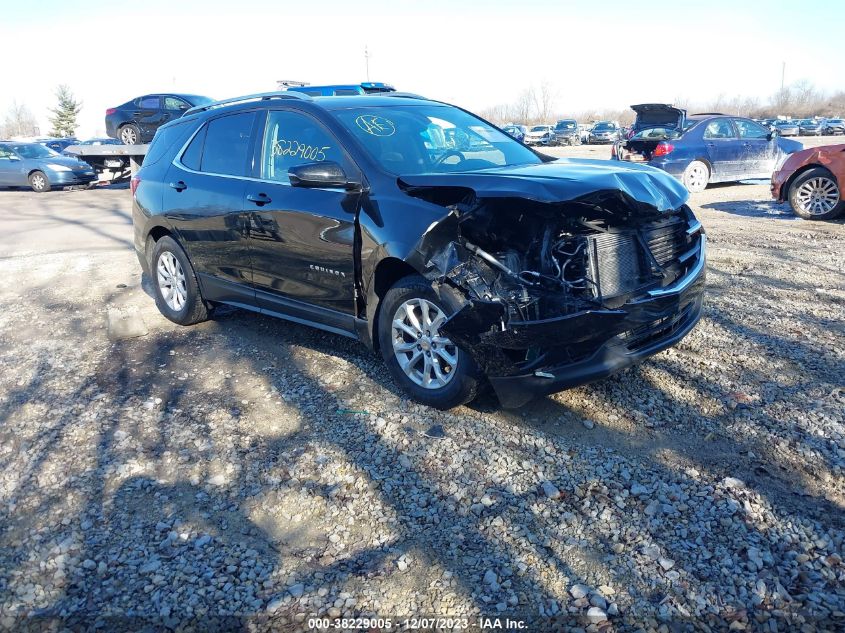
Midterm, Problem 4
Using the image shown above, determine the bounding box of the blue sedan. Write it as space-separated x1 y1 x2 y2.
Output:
0 142 96 192
613 113 803 192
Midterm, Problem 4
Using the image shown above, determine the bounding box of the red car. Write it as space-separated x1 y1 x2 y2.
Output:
772 144 845 220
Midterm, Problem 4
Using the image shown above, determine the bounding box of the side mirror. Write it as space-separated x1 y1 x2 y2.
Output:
288 161 358 190
8 154 20 161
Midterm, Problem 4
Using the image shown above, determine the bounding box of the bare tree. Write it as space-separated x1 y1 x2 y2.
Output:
513 87 536 124
1 100 39 138
533 82 557 124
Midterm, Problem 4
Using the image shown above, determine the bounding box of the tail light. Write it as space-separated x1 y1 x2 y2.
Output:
130 175 141 197
106 108 116 116
653 142 674 157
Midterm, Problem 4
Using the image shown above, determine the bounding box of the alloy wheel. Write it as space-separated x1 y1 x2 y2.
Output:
391 298 458 389
31 173 46 191
121 127 137 144
157 251 187 311
795 177 840 216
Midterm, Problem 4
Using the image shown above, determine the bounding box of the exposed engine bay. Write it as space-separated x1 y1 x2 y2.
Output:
405 189 704 382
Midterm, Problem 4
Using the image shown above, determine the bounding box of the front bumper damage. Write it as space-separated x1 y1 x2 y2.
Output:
399 161 705 407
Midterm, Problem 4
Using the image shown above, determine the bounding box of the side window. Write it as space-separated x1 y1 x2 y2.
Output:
137 96 160 109
261 110 348 183
334 89 360 96
198 112 256 176
164 97 189 110
734 119 769 139
703 119 735 139
0 146 12 160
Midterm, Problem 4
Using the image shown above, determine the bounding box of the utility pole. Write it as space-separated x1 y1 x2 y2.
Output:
780 61 785 93
364 45 370 82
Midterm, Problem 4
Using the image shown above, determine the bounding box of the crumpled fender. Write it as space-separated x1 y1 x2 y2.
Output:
398 158 689 213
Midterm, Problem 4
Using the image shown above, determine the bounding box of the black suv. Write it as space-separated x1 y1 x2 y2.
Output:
106 94 214 145
132 92 706 409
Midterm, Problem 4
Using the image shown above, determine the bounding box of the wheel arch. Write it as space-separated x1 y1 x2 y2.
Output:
366 257 420 353
781 163 836 202
144 225 174 267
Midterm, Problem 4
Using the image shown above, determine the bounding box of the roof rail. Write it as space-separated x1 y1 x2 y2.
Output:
185 91 311 115
690 112 726 116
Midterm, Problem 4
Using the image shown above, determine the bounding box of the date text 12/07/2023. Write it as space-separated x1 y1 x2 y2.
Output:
306 616 528 630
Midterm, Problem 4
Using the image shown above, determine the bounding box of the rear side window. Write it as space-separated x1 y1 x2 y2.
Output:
703 119 735 139
144 121 193 167
137 96 160 108
181 126 206 170
196 112 256 176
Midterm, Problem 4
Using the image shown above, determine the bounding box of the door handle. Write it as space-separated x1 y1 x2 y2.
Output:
169 181 187 192
246 192 272 205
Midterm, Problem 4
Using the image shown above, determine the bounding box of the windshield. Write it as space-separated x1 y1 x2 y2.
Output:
529 126 548 132
593 123 614 131
335 105 543 175
188 96 215 107
11 144 58 159
555 120 576 130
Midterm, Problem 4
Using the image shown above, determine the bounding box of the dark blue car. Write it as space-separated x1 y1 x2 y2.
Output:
612 104 803 192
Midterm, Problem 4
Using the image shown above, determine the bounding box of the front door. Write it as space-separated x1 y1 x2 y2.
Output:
162 110 258 305
702 118 740 181
243 108 360 324
734 118 777 177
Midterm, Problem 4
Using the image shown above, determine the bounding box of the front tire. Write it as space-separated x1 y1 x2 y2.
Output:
29 171 51 193
788 167 844 220
683 160 710 193
378 275 480 409
119 124 141 145
151 236 210 325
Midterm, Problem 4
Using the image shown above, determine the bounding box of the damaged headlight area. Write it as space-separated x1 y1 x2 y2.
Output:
409 194 706 402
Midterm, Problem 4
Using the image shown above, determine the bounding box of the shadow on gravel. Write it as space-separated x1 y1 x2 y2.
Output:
1 268 843 627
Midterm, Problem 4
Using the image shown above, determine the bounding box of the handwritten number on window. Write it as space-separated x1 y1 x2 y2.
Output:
272 139 330 162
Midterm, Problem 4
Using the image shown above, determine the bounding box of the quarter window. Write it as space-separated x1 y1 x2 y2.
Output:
703 119 735 139
261 110 347 183
196 112 256 176
734 119 769 139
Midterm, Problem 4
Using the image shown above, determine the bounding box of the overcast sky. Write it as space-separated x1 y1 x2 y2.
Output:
2 0 843 138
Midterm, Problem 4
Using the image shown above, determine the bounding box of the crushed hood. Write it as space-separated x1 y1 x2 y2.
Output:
398 158 689 213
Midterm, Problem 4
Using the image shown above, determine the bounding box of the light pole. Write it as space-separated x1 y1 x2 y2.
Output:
365 45 370 82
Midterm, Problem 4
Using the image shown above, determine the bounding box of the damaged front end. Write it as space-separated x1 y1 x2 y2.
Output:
403 176 706 408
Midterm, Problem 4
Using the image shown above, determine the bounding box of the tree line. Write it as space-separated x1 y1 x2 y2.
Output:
480 80 845 126
1 86 81 139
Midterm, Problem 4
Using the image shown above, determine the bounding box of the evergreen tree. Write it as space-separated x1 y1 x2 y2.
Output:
48 85 82 138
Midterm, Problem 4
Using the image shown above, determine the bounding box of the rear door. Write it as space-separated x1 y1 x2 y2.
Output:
733 118 777 177
162 110 259 305
0 145 20 185
702 118 741 180
243 108 360 326
134 95 165 138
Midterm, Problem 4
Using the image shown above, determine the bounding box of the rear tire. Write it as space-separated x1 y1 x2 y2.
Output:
29 171 51 193
682 160 710 193
378 275 480 409
788 167 844 220
119 124 141 145
151 236 210 325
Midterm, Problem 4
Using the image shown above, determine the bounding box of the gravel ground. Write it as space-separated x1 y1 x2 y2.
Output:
0 141 843 631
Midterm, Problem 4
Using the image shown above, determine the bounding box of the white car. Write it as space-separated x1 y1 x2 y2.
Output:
523 125 554 146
